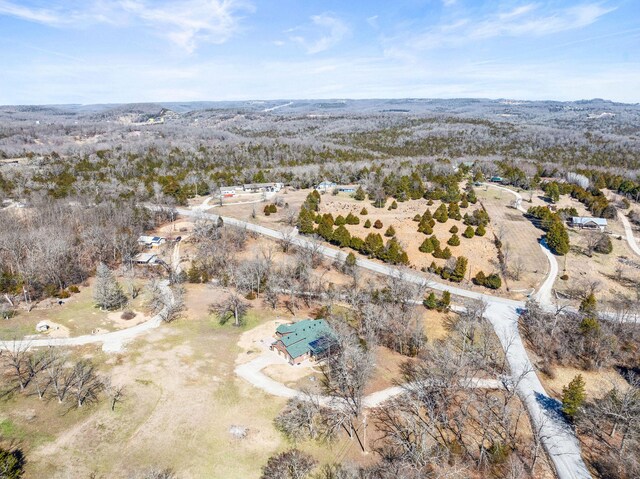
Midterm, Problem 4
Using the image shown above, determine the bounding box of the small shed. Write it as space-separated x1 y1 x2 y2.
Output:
134 253 158 265
570 217 608 232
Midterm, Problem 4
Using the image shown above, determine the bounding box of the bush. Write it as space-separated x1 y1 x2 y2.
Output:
473 271 502 289
419 237 434 253
354 186 366 200
463 226 475 238
413 214 421 222
364 219 372 228
68 285 80 294
384 226 396 237
360 207 368 215
475 224 486 236
447 234 460 246
449 225 459 234
121 310 137 320
373 220 383 229
334 215 346 226
389 200 398 210
57 289 71 299
245 291 257 300
345 212 360 225
560 274 569 280
350 236 365 251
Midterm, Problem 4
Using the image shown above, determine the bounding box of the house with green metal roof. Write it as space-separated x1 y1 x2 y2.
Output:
271 319 337 365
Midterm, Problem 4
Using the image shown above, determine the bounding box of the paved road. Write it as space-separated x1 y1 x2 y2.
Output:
175 205 590 479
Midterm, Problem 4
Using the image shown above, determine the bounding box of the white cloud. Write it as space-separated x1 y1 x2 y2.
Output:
0 0 253 53
119 0 254 53
408 2 615 50
290 13 350 54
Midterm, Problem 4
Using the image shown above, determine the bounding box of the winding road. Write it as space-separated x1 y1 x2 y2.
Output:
175 205 589 479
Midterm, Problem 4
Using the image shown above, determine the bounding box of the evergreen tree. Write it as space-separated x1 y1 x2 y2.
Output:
449 225 459 234
579 293 597 315
547 182 560 203
448 202 461 220
419 237 434 253
423 292 438 309
384 225 396 237
345 212 360 225
364 219 372 228
360 207 368 215
463 226 475 238
364 233 384 256
475 224 486 236
441 290 451 308
297 207 315 234
316 215 334 240
345 252 357 268
354 186 366 201
547 220 570 255
447 234 460 246
373 219 383 229
451 256 468 282
332 225 351 247
389 200 398 210
94 263 127 310
434 204 449 223
334 215 346 226
561 375 586 420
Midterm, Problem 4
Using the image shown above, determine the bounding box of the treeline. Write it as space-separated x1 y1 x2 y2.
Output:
526 206 570 255
0 199 172 308
543 181 615 218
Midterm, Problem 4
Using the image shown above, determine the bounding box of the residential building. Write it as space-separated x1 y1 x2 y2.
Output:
570 216 608 232
137 235 165 248
271 319 336 365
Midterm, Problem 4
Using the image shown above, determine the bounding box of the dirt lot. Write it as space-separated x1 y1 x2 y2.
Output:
476 186 548 296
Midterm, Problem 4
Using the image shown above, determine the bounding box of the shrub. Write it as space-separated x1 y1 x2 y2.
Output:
547 220 570 255
345 252 357 268
350 236 365 251
449 225 459 234
389 200 398 210
419 237 434 253
384 226 396 237
354 186 366 201
364 219 372 228
245 291 257 300
334 215 346 226
121 310 136 320
345 212 360 225
373 220 383 229
57 289 71 299
434 204 448 223
475 224 486 236
413 214 421 222
447 234 460 246
463 226 475 238
360 207 368 215
473 271 502 289
68 285 80 294
560 274 569 280
561 375 586 420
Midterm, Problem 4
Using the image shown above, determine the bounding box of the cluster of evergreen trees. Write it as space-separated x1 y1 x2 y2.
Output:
427 256 468 283
472 271 502 289
297 192 409 265
527 206 570 255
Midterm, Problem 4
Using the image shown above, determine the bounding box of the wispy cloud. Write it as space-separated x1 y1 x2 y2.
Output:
407 2 615 50
0 0 253 53
120 0 254 53
289 13 350 54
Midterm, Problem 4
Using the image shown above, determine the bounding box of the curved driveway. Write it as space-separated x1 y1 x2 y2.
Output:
176 205 589 479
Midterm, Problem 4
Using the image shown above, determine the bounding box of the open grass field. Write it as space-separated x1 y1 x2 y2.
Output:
0 277 150 340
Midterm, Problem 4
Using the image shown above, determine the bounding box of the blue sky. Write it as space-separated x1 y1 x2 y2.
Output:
0 0 638 104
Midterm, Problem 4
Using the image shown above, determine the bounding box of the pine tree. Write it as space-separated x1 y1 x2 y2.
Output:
448 202 461 220
547 220 570 255
316 215 334 241
449 225 459 234
364 233 384 256
297 207 315 234
364 219 372 228
451 256 468 282
423 292 438 309
360 207 368 215
345 252 357 268
579 293 597 315
447 234 460 246
434 204 449 223
441 290 451 308
332 225 351 247
335 215 346 226
463 226 475 238
384 225 396 237
354 186 366 201
475 224 486 236
389 200 398 210
419 237 434 253
94 263 127 310
561 375 586 420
